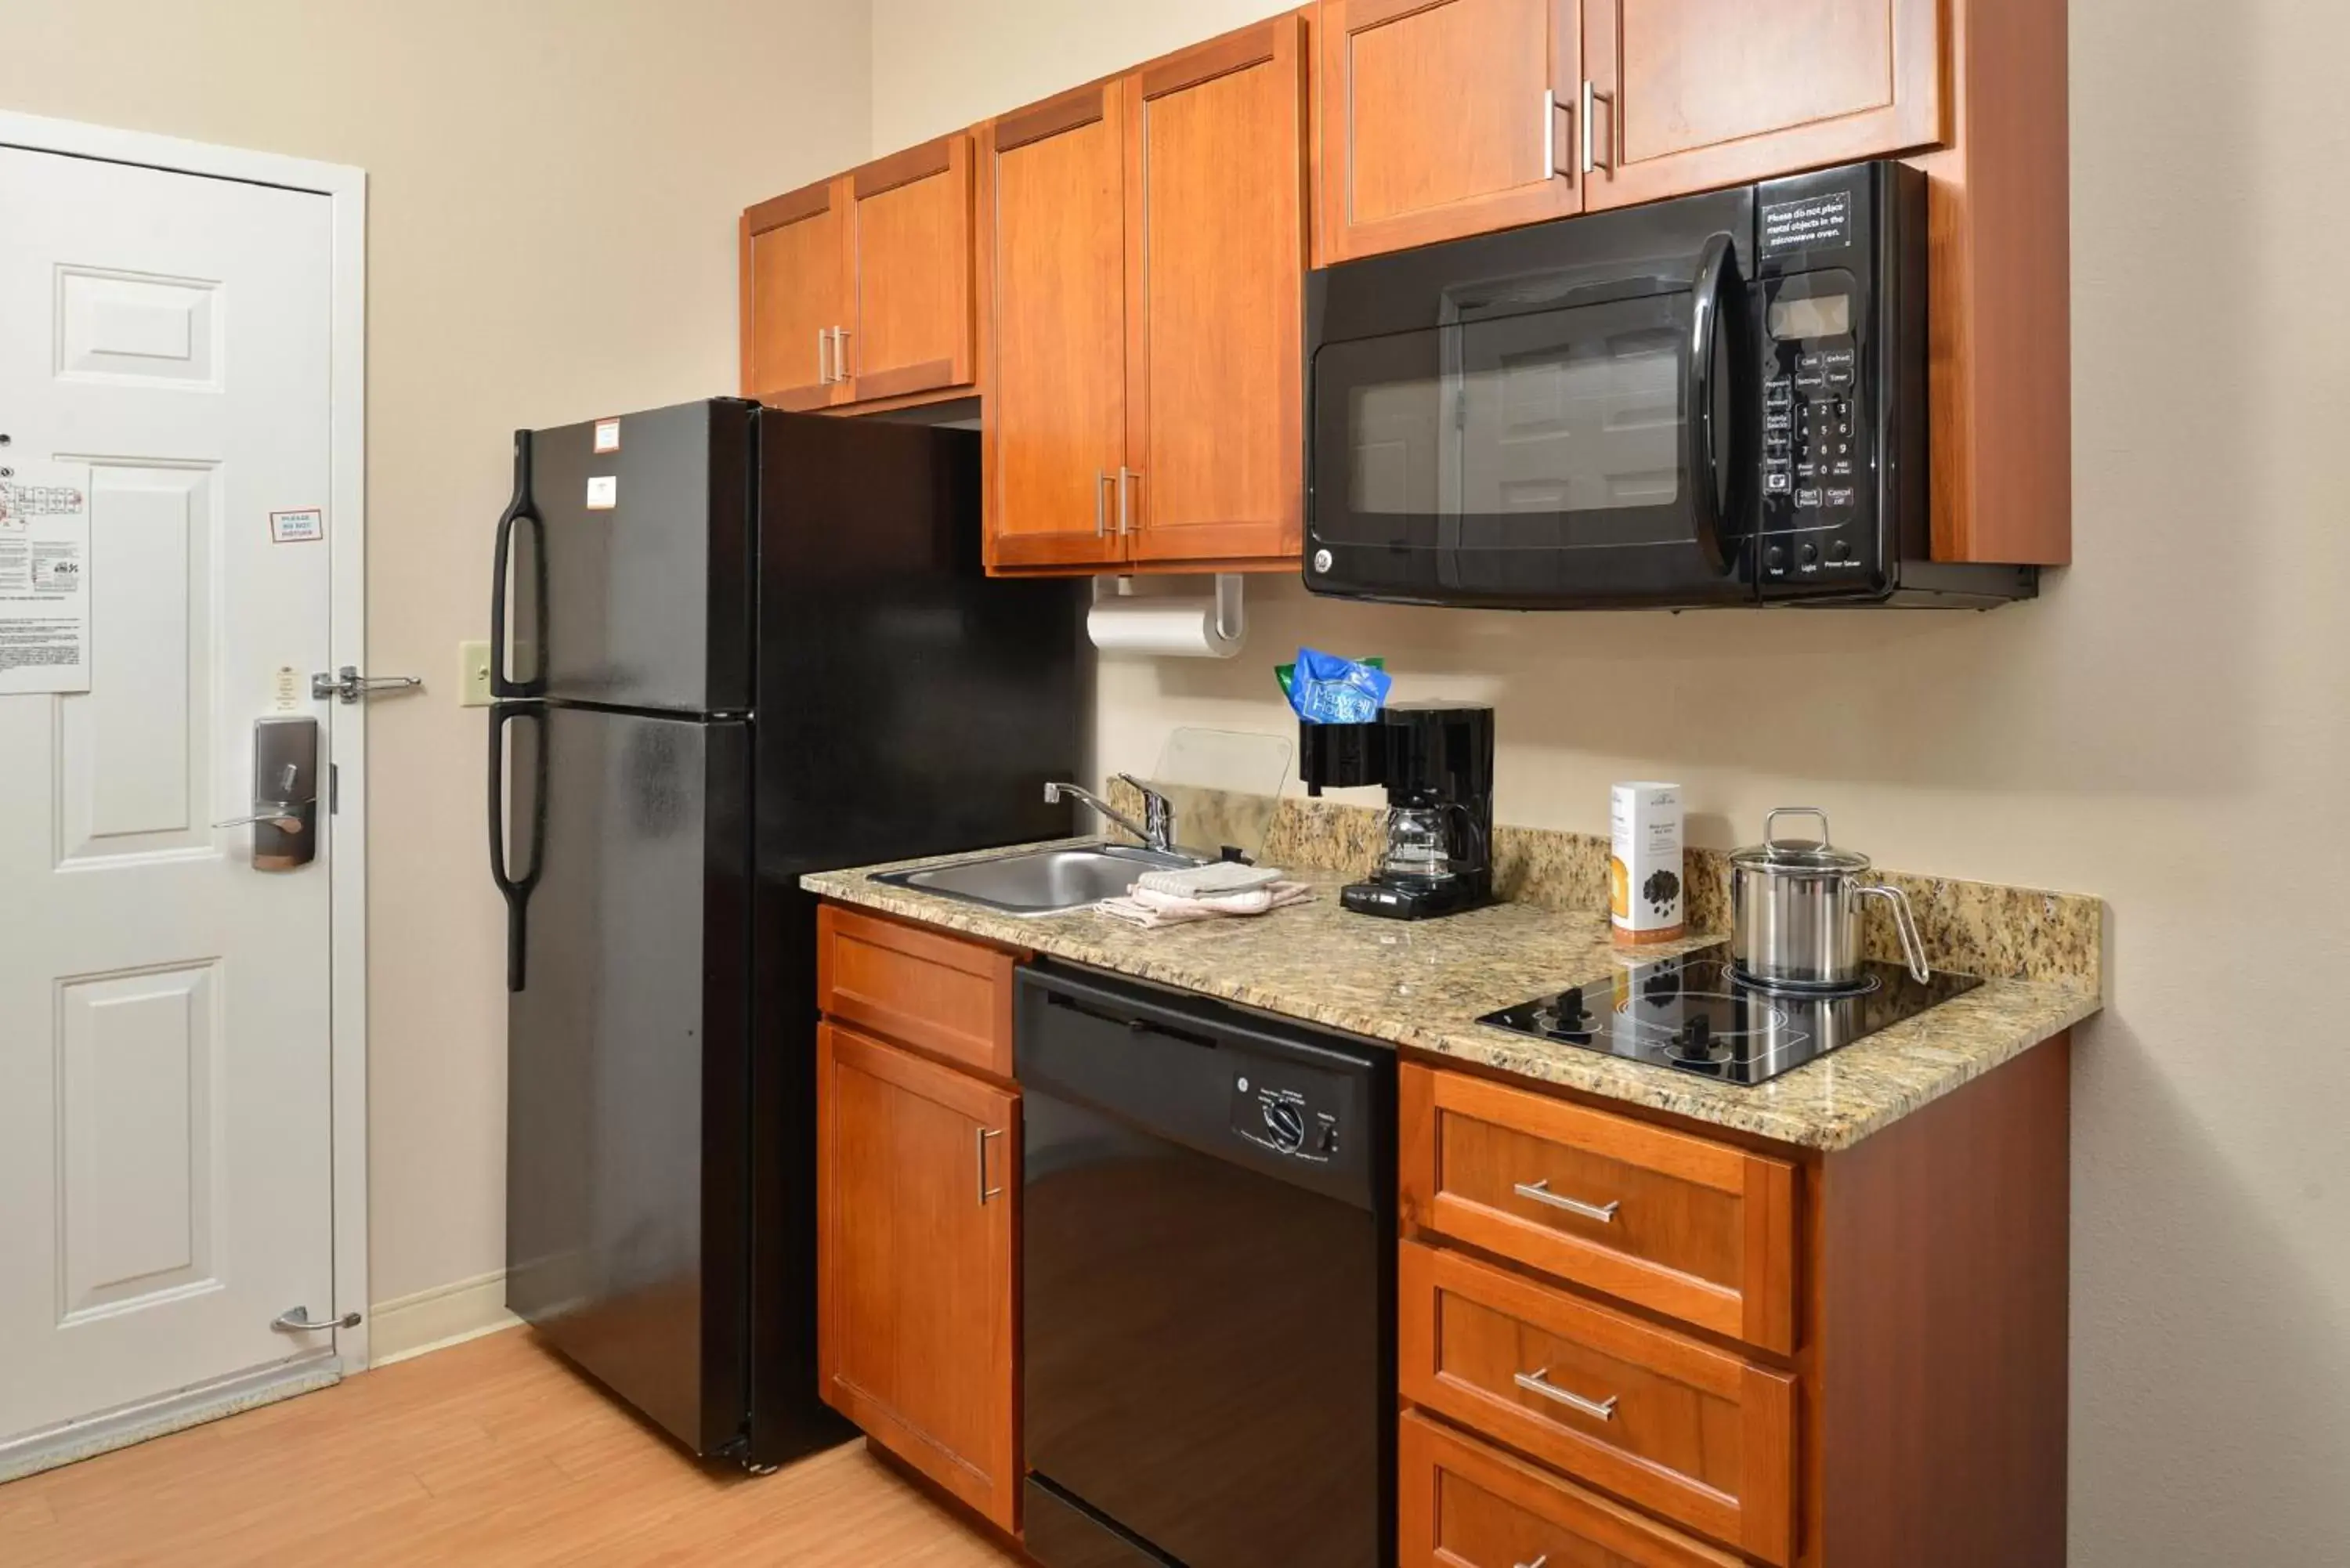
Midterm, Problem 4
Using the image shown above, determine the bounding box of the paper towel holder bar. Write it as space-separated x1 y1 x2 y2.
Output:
1086 573 1246 659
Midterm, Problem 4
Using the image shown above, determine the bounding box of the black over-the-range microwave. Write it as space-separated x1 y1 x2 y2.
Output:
1303 161 2036 609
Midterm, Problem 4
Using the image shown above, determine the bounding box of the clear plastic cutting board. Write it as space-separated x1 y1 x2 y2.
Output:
1133 727 1294 862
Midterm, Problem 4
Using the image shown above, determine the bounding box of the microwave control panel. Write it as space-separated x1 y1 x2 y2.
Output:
1757 268 1875 584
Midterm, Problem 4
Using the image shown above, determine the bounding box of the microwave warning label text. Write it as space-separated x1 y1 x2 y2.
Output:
1761 190 1853 256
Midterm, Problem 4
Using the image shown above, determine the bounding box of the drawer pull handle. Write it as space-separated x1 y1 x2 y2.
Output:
1516 1559 1549 1568
1513 1179 1619 1224
1513 1367 1618 1422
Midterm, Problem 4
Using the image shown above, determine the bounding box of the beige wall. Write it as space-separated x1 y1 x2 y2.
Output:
873 1 2350 1563
10 1 873 1307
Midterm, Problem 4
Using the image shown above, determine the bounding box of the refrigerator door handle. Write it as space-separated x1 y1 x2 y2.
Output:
490 429 547 699
487 703 548 992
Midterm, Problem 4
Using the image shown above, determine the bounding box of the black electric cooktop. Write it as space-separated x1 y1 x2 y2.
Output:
1478 943 1983 1087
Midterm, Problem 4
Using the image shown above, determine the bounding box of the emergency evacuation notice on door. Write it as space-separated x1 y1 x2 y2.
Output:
0 461 92 695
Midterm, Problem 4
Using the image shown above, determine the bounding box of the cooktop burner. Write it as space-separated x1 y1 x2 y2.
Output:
1478 944 1982 1087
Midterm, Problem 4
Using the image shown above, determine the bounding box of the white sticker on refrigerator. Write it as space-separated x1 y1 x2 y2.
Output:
0 461 92 695
586 475 617 510
592 419 621 453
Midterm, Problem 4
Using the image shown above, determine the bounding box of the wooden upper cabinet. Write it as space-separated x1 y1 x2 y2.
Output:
1582 0 1943 211
978 84 1130 572
1316 0 1580 265
980 19 1311 574
816 1022 1019 1532
845 134 977 403
1125 14 1307 567
741 179 849 411
741 138 978 414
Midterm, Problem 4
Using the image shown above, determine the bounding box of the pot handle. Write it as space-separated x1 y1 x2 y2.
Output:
1859 882 1932 983
1765 806 1831 850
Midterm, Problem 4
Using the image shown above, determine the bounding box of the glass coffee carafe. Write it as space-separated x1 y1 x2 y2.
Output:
1379 802 1466 887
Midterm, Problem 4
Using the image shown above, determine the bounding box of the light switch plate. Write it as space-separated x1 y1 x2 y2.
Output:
459 640 493 707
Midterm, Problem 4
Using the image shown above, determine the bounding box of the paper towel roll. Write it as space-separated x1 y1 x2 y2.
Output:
1086 575 1245 659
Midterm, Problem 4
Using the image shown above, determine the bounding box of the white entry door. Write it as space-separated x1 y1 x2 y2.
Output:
0 146 341 1448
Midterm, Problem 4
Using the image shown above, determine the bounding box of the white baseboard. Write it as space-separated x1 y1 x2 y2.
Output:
366 1269 522 1367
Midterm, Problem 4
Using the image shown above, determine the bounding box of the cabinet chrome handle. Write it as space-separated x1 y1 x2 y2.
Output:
1095 468 1109 537
1541 88 1557 182
1513 1179 1618 1223
816 327 831 385
1516 1559 1549 1568
1580 80 1612 174
1514 1367 1618 1422
1116 466 1137 535
833 326 851 380
976 1127 1003 1205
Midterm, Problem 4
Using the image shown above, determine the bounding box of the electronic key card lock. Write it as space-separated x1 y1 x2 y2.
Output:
214 715 319 871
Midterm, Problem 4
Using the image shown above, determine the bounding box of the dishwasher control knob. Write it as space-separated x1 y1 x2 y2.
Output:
1263 1100 1306 1152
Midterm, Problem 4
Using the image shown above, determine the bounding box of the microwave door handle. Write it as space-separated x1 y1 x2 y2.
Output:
1685 233 1744 573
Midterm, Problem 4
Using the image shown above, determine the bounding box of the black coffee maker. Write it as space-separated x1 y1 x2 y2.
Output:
1301 702 1495 919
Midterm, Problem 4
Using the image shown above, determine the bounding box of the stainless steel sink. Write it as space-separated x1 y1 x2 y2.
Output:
872 843 1197 916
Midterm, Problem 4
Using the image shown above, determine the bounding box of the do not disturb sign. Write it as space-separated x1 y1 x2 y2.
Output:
269 507 324 544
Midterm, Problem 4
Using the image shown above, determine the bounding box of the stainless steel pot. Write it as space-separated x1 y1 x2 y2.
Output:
1729 807 1929 990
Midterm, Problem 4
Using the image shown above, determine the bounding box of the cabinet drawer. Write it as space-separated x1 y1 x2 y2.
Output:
1401 1410 1740 1568
1400 1241 1795 1566
1400 1064 1797 1353
816 903 1018 1077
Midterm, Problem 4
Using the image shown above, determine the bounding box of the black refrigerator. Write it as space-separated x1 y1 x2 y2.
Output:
486 399 1076 1467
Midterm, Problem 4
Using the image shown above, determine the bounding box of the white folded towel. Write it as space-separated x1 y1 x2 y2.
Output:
1095 880 1315 929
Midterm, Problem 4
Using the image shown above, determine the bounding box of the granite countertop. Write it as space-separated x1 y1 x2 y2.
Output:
802 844 2101 1152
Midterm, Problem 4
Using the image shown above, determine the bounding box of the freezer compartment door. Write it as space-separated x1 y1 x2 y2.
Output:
504 705 751 1456
504 399 755 713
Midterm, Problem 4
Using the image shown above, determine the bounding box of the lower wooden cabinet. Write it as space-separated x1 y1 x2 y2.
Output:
1401 1411 1741 1568
815 1021 1019 1531
1400 1239 1795 1565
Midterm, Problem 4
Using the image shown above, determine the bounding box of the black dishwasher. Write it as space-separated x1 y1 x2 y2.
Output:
1016 962 1395 1568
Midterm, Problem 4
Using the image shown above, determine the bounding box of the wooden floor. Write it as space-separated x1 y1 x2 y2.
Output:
0 1328 1022 1566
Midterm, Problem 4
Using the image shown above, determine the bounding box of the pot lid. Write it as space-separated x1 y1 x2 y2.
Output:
1730 807 1874 873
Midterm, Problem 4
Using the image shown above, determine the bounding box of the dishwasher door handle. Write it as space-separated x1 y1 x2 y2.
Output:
1040 988 1217 1051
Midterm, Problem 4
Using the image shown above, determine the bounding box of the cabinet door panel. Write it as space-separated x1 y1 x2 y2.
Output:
1126 16 1307 566
849 135 975 403
1317 0 1578 264
817 1023 1018 1530
980 85 1129 572
743 179 848 411
1585 0 1943 211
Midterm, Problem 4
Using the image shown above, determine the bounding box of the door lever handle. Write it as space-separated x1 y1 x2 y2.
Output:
213 802 313 833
